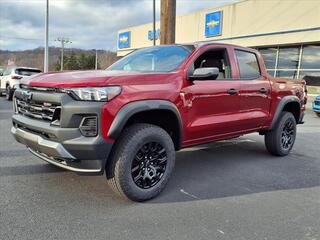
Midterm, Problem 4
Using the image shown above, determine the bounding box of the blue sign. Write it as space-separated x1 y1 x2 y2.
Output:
205 11 222 37
148 29 160 41
118 31 130 49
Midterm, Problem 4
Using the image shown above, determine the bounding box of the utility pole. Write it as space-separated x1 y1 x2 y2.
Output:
160 0 176 45
55 37 72 71
44 0 49 72
95 50 98 70
153 0 156 46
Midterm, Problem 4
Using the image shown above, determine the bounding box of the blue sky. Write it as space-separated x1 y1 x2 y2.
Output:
0 0 239 51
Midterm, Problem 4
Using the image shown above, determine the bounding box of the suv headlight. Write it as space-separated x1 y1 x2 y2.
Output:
65 86 121 101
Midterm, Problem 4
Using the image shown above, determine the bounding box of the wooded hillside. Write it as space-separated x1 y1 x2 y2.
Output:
0 47 118 71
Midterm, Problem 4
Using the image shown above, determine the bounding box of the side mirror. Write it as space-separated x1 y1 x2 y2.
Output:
188 67 219 80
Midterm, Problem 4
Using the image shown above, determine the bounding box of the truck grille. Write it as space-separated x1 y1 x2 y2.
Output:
15 98 60 122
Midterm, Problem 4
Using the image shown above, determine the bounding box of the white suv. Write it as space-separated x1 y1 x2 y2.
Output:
0 67 42 100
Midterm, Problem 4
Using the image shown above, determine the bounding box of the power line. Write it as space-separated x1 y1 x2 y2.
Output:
0 36 43 41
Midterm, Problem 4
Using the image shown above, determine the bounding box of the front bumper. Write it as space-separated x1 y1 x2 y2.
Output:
11 89 113 175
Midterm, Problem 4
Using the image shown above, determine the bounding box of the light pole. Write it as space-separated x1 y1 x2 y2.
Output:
95 50 98 70
44 0 49 72
55 37 72 71
153 0 156 46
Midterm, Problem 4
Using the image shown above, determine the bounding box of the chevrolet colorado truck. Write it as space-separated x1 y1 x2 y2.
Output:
11 43 307 201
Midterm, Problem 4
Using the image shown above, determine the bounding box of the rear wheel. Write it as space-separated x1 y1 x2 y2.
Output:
6 85 13 101
265 112 296 156
106 123 175 201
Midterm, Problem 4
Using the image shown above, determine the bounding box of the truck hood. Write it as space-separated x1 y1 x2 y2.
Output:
21 70 172 88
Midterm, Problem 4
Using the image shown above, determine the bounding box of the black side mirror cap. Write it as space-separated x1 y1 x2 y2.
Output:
188 67 219 80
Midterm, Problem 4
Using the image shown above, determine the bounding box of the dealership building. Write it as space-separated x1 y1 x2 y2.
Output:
117 0 320 85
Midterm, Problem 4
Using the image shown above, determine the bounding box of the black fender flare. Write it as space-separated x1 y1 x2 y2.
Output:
269 96 301 130
107 100 183 149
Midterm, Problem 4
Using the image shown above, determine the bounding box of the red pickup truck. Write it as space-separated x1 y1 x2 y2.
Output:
12 43 307 201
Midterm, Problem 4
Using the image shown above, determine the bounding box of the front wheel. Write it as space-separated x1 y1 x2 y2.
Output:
316 113 320 118
106 123 175 202
265 112 297 156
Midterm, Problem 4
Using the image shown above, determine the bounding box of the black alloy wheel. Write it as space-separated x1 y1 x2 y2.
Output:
265 111 296 156
281 119 295 150
131 142 167 189
106 123 175 201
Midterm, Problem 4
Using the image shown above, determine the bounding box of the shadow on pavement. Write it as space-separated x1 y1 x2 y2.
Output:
0 149 30 158
0 163 66 176
1 135 319 204
149 137 320 203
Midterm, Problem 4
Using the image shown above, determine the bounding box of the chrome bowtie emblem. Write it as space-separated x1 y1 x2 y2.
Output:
21 91 33 102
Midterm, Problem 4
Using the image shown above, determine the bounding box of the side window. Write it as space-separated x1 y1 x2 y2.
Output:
191 48 232 79
235 50 261 79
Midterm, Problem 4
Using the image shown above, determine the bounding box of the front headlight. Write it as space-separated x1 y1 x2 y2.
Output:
65 86 121 101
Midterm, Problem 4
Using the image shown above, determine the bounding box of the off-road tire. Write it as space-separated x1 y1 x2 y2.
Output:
265 111 296 156
106 123 175 202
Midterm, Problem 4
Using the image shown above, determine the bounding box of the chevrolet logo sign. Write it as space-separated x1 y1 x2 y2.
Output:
119 36 128 43
206 20 219 28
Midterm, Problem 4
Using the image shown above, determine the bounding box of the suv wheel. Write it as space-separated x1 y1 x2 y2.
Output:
6 85 13 101
316 113 320 118
107 123 175 201
265 112 296 156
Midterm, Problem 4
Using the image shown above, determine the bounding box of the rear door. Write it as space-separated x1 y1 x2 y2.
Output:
1 69 12 89
0 70 4 90
234 49 272 129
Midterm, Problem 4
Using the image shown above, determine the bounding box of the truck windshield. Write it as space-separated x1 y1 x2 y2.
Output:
108 45 194 73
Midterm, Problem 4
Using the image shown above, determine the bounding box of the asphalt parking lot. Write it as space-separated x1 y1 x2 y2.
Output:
0 97 319 240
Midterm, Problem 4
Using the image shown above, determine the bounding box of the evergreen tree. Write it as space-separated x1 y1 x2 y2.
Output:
53 55 68 71
53 52 98 71
78 54 87 69
65 52 79 70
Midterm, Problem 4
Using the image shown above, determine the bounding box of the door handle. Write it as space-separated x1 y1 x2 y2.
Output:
227 88 238 95
258 88 268 94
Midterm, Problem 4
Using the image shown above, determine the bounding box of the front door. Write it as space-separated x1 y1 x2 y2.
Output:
182 47 242 146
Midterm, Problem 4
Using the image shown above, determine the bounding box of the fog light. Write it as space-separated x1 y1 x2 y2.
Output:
79 116 98 137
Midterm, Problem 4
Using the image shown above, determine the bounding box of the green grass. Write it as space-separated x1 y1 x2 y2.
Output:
307 86 320 95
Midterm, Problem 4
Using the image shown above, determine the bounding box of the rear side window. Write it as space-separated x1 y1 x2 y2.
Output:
235 50 260 79
15 68 42 76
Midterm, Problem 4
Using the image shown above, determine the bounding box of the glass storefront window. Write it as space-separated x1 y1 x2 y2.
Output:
301 45 320 69
277 47 299 70
258 44 320 83
259 48 277 69
299 71 320 86
276 70 298 79
267 70 275 77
